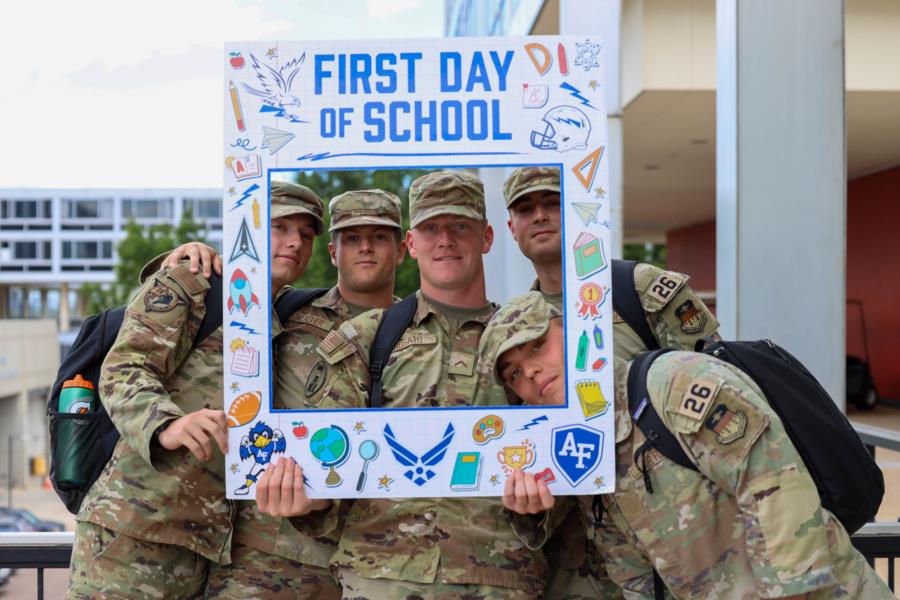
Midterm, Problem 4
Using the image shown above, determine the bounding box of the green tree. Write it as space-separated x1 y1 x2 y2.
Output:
292 169 427 297
83 212 206 313
623 242 667 268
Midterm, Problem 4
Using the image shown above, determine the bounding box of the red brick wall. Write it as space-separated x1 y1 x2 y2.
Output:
664 166 900 400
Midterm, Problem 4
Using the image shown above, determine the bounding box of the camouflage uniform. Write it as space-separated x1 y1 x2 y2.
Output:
595 355 893 599
480 296 891 599
68 183 324 599
505 166 716 599
315 171 547 598
209 189 402 599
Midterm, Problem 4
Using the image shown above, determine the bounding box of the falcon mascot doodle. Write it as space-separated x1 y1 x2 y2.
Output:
235 421 286 495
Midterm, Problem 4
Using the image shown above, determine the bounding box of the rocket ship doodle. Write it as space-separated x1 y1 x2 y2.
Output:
228 269 260 316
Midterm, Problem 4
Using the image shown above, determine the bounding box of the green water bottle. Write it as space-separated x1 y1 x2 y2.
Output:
56 374 96 488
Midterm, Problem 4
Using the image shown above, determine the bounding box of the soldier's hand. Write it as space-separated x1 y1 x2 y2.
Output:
502 468 555 514
157 408 228 461
256 457 331 517
164 242 222 278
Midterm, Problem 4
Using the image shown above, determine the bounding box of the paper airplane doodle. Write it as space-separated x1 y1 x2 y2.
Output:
572 202 601 227
227 269 260 316
229 217 260 263
260 126 295 155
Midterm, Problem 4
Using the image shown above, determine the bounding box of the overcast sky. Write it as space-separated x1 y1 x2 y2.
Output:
0 0 443 189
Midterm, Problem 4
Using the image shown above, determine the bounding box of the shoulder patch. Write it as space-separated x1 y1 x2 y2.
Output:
317 330 356 365
668 377 722 432
293 312 335 332
393 332 437 352
642 271 688 310
338 321 360 342
304 361 329 397
673 299 708 335
144 279 185 313
704 404 747 444
166 263 207 297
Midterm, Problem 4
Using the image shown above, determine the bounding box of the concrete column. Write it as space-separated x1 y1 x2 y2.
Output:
716 0 846 407
560 0 623 258
39 289 48 318
21 286 29 319
59 282 70 331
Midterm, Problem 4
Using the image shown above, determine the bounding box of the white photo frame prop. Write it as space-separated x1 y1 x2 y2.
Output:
223 36 613 499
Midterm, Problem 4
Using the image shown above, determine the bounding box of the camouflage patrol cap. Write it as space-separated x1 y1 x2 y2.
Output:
408 170 485 228
479 291 562 382
270 181 325 234
502 166 560 208
328 189 402 232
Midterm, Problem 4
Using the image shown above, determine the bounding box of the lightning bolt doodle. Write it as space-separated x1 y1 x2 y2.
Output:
552 115 587 127
560 82 596 110
231 184 260 212
518 416 549 431
259 104 308 123
230 320 261 335
297 150 521 163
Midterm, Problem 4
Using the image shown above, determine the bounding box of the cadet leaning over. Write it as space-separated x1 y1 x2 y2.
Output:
500 165 720 598
167 188 408 599
66 182 325 599
296 170 547 599
486 293 893 600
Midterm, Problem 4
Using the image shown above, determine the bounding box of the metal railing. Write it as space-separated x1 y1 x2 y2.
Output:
2 525 899 599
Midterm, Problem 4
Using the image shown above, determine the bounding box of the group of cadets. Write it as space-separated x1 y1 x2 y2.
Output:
66 168 890 599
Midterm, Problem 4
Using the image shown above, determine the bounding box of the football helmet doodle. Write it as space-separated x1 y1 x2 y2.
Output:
530 105 591 152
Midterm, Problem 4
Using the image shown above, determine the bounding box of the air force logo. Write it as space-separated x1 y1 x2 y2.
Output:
552 425 603 486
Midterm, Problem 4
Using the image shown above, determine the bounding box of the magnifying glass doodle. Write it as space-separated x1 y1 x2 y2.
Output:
356 440 379 492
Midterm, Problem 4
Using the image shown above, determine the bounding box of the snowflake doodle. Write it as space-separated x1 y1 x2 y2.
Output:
574 39 601 72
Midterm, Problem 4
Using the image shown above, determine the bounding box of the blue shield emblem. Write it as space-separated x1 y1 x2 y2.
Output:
552 425 603 486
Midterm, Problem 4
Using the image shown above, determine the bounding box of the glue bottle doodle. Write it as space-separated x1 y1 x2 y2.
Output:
575 330 589 371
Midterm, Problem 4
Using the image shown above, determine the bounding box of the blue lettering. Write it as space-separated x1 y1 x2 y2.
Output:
337 54 346 94
350 54 372 94
441 101 463 141
321 108 336 138
390 102 411 141
440 52 462 92
314 54 334 95
375 54 397 93
414 100 438 142
465 52 490 92
400 52 422 93
466 100 488 140
491 99 512 140
363 102 385 142
490 50 514 91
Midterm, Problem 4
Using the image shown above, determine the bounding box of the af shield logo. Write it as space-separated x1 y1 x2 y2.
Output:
552 425 603 486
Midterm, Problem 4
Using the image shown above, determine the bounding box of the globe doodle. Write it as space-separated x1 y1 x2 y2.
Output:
309 425 351 487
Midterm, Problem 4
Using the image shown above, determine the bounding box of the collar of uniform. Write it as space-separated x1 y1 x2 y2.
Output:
529 278 541 292
413 290 498 327
311 285 343 310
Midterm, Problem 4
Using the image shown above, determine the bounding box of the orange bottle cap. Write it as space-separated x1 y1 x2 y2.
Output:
62 374 95 391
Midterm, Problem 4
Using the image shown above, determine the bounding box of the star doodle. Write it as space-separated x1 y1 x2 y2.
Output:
594 476 604 488
230 382 240 392
227 186 236 196
377 475 394 491
594 186 606 199
574 38 601 72
588 80 599 90
266 47 278 59
489 475 500 486
230 463 240 474
353 421 366 434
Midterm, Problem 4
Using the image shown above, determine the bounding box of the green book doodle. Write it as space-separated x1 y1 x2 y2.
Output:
573 232 606 279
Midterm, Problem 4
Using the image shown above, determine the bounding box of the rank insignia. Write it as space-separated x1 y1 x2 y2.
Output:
144 280 181 312
675 299 707 335
705 404 747 444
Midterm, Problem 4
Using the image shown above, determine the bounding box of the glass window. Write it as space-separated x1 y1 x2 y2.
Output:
184 198 221 219
122 198 173 219
62 240 111 259
63 198 113 219
14 200 37 218
14 241 37 259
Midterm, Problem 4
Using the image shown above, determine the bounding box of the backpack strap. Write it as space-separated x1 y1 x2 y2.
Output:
195 272 223 345
368 294 418 408
611 260 660 351
274 288 330 323
627 348 698 491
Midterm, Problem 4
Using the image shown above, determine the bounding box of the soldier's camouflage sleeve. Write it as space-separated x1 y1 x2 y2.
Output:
615 264 719 361
507 495 575 550
99 263 210 468
313 308 384 406
648 353 835 597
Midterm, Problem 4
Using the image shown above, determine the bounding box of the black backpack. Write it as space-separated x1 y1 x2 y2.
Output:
628 345 884 534
368 294 418 407
48 274 326 515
